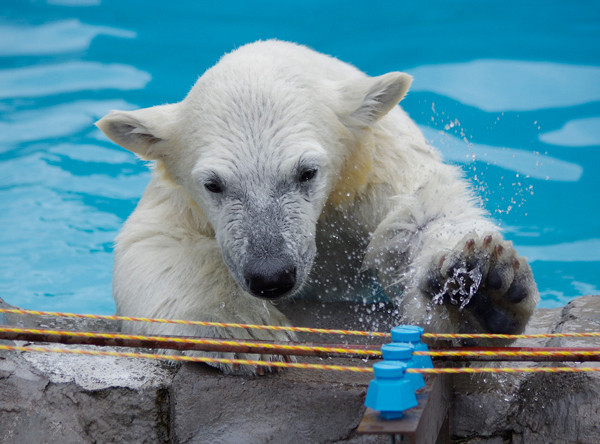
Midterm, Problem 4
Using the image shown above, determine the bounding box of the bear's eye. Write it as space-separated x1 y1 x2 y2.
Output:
299 168 318 183
204 179 223 194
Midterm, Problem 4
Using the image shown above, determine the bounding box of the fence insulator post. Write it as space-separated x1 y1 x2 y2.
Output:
364 361 418 420
381 343 425 391
391 325 434 369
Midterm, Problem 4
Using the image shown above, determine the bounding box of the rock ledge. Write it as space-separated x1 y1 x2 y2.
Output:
1 296 599 443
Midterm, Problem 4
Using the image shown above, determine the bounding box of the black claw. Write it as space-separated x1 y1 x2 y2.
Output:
505 282 528 303
483 235 493 248
463 239 475 254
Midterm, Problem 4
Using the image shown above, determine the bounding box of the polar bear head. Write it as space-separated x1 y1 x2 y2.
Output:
97 41 411 300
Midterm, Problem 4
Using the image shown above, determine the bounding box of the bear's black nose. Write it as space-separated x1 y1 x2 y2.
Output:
244 259 296 299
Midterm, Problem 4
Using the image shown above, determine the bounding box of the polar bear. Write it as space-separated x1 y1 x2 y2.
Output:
96 40 538 373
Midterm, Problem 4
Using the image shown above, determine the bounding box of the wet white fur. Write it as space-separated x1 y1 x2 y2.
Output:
97 40 538 372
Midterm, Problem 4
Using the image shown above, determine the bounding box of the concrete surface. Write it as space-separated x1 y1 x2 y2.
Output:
1 296 599 443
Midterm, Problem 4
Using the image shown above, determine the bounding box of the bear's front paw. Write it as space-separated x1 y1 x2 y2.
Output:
421 232 538 334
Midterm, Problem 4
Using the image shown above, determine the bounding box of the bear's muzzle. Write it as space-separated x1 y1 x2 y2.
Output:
243 258 297 299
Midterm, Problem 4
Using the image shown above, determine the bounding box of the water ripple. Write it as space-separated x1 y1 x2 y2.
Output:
0 100 136 146
0 19 134 56
539 117 600 147
0 62 151 99
422 126 583 182
409 60 600 111
517 239 600 262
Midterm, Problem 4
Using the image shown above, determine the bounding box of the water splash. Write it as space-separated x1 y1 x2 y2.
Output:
433 266 483 310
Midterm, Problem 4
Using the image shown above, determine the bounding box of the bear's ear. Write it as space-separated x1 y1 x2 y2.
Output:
340 72 412 128
95 104 177 159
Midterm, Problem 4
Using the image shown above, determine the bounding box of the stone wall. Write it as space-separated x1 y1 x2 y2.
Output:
1 296 599 443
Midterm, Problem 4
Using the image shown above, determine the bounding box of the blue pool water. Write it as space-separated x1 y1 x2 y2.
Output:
1 0 599 314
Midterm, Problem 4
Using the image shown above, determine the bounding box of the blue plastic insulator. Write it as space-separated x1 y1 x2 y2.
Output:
390 325 433 369
381 343 413 361
381 343 425 391
391 325 424 342
364 361 418 420
373 360 407 379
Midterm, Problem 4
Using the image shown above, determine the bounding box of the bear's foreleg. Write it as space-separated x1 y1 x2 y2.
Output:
364 167 539 336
